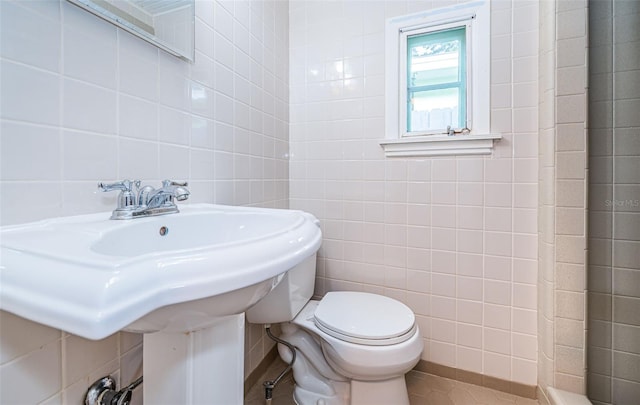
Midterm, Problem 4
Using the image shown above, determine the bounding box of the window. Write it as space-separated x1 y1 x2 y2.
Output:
404 25 469 134
382 1 500 157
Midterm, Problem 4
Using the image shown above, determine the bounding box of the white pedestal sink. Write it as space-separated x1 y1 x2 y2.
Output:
144 314 246 404
0 204 322 404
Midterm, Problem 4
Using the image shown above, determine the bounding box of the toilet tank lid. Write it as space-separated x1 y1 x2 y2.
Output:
314 292 415 341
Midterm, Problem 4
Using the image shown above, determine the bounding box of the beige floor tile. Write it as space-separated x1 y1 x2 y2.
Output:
409 393 430 405
419 372 457 393
494 390 519 402
406 373 433 397
449 386 478 405
425 390 455 405
465 383 507 404
515 398 541 405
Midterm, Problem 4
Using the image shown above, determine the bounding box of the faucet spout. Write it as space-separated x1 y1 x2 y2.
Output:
145 185 190 208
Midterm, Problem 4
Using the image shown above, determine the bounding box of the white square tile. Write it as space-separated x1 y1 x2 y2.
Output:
457 323 482 349
484 255 511 282
1 60 60 126
431 318 456 344
513 30 538 58
1 122 60 181
485 183 512 207
0 312 61 365
407 226 430 249
159 145 190 180
512 332 537 361
512 308 537 335
457 276 483 301
431 296 456 321
62 130 117 180
119 95 158 141
484 207 511 232
407 269 430 294
457 230 483 254
457 300 483 325
384 264 406 288
514 233 538 260
432 272 456 298
119 50 159 102
63 334 117 385
457 346 483 374
432 183 456 205
158 106 191 146
513 57 538 84
484 279 511 306
383 244 406 268
0 341 61 404
0 1 61 72
491 58 511 85
0 182 63 225
429 341 456 367
457 183 484 206
513 282 537 310
457 159 484 182
432 227 456 252
118 138 158 180
63 24 117 89
483 351 511 380
457 253 483 277
514 183 538 208
484 327 511 355
511 357 537 385
484 303 511 331
491 35 511 60
513 82 538 108
491 84 512 109
63 78 116 134
406 231 432 262
405 291 429 316
432 205 456 228
485 231 512 257
457 206 483 230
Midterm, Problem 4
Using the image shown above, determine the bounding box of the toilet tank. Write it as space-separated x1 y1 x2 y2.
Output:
246 253 316 324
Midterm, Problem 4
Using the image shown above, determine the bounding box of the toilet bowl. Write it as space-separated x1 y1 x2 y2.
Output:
246 254 424 405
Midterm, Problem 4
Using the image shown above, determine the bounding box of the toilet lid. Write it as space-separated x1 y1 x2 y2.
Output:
313 292 416 346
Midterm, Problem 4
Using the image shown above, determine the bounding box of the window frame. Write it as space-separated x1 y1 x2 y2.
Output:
382 0 500 157
400 20 472 137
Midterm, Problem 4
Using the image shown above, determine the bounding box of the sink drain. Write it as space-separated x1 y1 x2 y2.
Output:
159 226 169 236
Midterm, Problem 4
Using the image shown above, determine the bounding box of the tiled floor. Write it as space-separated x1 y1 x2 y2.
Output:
245 358 540 405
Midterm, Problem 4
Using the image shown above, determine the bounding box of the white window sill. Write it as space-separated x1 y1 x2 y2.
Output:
379 133 502 157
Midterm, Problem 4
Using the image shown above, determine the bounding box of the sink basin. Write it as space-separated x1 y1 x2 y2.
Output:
0 204 322 339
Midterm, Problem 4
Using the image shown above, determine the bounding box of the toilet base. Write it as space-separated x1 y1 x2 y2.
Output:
351 376 409 405
292 376 410 405
293 380 350 405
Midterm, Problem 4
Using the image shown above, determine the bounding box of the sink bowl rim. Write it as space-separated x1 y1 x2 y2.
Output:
0 204 322 340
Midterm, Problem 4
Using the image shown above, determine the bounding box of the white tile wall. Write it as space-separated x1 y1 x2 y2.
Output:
289 0 538 386
1 0 553 397
0 0 289 402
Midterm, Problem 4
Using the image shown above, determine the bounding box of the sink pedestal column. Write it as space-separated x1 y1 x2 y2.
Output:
143 314 245 404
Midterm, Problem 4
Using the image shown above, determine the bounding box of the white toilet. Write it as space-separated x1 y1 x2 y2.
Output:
246 254 424 405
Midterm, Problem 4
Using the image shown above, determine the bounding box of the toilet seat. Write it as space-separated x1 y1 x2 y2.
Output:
313 292 416 346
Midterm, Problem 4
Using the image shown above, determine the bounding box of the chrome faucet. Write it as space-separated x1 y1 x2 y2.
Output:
98 179 190 220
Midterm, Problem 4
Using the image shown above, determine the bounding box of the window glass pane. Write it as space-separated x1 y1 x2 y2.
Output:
406 26 466 133
409 87 460 132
